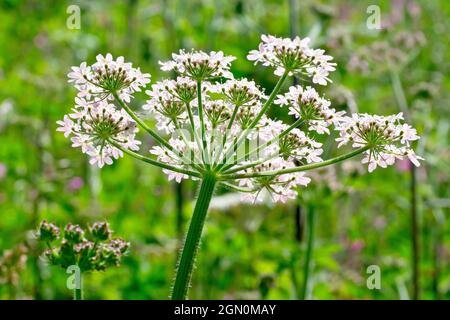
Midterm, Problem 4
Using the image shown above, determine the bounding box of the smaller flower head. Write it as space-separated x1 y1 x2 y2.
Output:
211 78 267 106
336 113 423 172
159 50 236 80
38 221 60 243
278 129 323 164
163 77 198 103
68 54 150 103
56 99 141 168
275 85 344 134
235 104 262 129
90 222 112 241
204 100 231 128
150 138 200 182
239 158 311 203
64 224 85 244
145 91 186 126
247 35 336 85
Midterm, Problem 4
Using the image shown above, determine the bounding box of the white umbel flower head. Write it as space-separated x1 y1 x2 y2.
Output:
57 99 141 168
335 113 423 172
238 158 311 203
59 35 422 204
210 78 267 106
247 35 336 85
275 85 345 134
159 50 236 80
68 53 150 103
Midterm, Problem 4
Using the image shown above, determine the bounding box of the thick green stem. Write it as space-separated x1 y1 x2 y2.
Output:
171 173 216 299
300 205 315 300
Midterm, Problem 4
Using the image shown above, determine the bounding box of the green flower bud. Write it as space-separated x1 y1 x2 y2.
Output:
64 224 85 243
38 220 60 242
59 240 77 268
109 238 130 255
90 222 111 241
43 248 60 265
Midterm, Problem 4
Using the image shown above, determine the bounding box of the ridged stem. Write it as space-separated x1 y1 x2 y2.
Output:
171 173 216 299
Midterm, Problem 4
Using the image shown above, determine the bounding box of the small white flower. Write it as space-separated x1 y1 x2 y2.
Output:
56 115 73 138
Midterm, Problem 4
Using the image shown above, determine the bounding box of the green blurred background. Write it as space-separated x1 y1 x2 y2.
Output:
0 0 448 299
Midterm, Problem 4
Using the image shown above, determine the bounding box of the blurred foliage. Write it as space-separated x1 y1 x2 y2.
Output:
0 0 448 299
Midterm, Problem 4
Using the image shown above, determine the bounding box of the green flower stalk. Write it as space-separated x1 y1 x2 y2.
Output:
57 36 421 299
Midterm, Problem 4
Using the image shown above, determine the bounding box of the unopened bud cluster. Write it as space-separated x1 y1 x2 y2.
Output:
38 221 129 272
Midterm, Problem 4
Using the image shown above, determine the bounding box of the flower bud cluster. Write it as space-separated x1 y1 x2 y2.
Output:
38 221 129 272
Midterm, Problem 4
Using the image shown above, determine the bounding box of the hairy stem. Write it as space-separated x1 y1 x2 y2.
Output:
171 173 216 299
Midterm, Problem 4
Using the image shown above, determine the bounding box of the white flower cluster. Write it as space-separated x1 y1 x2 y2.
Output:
68 53 150 103
210 78 267 106
59 36 422 204
150 138 200 182
238 159 311 203
146 57 325 201
336 113 422 172
57 98 140 167
60 54 149 167
159 50 236 80
247 35 336 85
143 78 197 134
275 85 345 134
